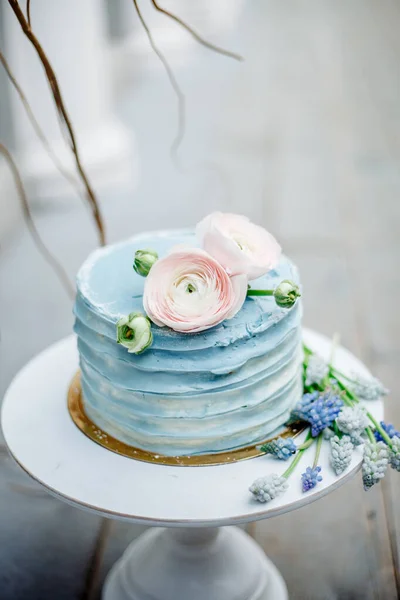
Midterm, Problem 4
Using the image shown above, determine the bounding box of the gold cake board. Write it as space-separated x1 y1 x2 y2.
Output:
68 371 305 467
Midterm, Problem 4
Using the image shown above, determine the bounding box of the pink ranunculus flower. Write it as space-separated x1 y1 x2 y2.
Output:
196 212 281 281
143 248 247 333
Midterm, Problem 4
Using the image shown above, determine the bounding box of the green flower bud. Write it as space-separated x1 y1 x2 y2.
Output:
116 312 153 354
133 248 158 277
274 280 301 308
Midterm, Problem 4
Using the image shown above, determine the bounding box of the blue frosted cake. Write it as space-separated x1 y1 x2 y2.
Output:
74 216 303 457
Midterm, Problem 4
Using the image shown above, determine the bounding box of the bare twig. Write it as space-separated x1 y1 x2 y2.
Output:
26 0 31 25
0 50 84 200
0 143 75 300
150 0 243 61
7 0 106 246
132 0 185 159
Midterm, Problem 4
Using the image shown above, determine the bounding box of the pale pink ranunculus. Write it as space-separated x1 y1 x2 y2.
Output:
196 212 281 281
143 248 247 333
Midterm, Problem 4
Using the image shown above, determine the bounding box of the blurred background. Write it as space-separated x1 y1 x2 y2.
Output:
1 1 399 598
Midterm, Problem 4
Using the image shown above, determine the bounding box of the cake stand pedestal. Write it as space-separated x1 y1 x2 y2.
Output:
103 526 286 600
1 330 383 600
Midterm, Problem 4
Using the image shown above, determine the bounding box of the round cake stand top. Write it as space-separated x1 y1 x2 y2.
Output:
1 329 383 527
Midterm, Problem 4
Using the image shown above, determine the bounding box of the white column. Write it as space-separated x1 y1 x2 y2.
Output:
3 0 136 199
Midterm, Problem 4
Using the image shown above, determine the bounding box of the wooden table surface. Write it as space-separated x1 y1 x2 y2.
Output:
0 1 399 598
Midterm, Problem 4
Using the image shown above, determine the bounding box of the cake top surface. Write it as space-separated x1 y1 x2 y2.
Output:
76 229 300 351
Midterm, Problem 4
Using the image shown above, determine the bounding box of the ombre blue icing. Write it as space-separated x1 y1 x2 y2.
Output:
73 230 303 456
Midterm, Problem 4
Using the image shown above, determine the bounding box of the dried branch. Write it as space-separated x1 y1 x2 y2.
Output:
150 0 243 62
7 0 106 246
0 143 75 300
0 50 84 200
132 0 185 158
26 0 31 25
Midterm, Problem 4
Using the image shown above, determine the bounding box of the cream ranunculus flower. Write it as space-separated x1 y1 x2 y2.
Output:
143 248 247 333
196 212 281 280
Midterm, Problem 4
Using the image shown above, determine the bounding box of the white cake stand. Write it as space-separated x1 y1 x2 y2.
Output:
1 329 383 600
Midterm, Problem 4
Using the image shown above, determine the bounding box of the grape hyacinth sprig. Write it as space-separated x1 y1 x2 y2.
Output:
301 432 324 492
250 429 324 503
250 335 397 503
302 340 399 490
250 430 315 503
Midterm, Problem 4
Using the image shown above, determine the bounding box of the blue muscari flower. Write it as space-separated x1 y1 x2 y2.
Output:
260 437 297 460
291 391 343 437
301 466 323 492
374 422 400 443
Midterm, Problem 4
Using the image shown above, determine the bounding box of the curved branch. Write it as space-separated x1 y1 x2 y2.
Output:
150 0 243 62
0 143 75 300
7 0 106 247
0 50 83 200
132 0 185 158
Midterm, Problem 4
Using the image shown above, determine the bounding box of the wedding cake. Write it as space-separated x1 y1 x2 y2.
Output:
73 213 302 456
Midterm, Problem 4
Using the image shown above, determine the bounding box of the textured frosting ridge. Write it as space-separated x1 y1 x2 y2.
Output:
74 230 303 456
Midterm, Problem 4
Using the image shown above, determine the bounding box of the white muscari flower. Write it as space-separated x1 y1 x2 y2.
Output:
323 428 335 440
116 312 153 354
305 354 329 387
389 436 400 472
330 435 353 475
336 406 369 444
249 474 288 503
362 441 389 490
349 373 389 401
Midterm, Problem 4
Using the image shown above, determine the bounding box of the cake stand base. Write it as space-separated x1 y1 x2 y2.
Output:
103 526 287 600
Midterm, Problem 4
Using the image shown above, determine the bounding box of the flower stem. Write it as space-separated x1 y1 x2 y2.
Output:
330 366 393 447
336 386 354 408
328 333 340 367
247 289 274 297
331 376 358 403
323 332 340 386
366 412 392 447
282 451 305 479
333 421 341 437
297 436 315 451
283 430 313 479
313 433 323 468
366 426 376 445
331 366 355 383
